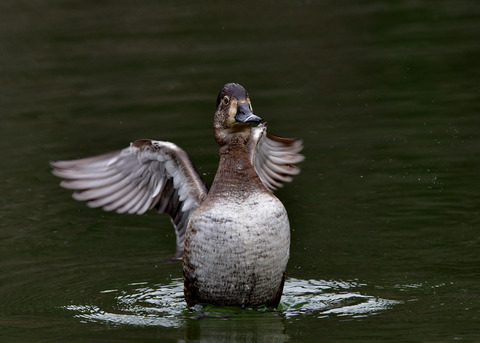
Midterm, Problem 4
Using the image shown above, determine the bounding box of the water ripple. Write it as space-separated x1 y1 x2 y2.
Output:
281 278 401 318
64 278 401 327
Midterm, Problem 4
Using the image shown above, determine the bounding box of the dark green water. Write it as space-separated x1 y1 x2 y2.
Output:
1 0 480 341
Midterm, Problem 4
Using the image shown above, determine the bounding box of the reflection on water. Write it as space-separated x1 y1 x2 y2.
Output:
64 277 401 328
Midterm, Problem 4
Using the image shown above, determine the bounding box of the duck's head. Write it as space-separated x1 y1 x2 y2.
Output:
214 83 263 146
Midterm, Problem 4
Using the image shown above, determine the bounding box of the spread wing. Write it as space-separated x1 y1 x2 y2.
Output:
50 139 208 260
247 123 304 191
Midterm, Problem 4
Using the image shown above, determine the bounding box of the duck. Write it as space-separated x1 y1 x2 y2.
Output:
50 82 304 307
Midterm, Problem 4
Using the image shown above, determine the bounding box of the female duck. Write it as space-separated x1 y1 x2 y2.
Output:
51 83 304 307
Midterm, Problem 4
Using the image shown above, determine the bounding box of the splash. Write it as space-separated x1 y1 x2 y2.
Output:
64 278 401 327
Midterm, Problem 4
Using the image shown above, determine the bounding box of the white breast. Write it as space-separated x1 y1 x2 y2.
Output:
184 190 290 306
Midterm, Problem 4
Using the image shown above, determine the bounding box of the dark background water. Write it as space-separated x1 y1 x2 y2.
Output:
1 0 480 341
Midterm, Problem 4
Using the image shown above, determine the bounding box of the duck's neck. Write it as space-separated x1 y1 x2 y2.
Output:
209 142 263 196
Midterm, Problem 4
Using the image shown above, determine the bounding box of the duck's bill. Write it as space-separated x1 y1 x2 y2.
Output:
235 102 263 123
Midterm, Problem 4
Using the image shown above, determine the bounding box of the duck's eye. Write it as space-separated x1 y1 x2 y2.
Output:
223 96 230 105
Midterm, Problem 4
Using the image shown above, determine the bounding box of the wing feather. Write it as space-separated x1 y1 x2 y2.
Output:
50 139 208 259
247 123 304 191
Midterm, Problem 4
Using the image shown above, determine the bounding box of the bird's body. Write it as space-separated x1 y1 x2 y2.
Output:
183 132 290 306
51 83 303 307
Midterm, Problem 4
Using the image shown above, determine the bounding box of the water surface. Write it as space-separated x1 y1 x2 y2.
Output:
1 0 480 341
